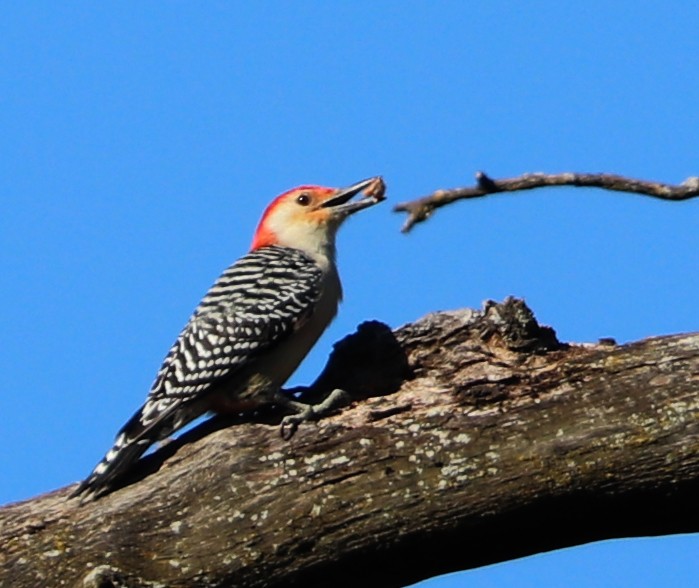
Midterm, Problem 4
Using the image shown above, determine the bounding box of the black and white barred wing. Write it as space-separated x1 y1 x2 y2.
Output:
143 246 324 415
74 246 323 497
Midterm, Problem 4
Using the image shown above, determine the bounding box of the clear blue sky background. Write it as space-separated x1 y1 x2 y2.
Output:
2 3 698 586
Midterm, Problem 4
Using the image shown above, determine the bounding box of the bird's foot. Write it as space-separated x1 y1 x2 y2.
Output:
278 388 352 440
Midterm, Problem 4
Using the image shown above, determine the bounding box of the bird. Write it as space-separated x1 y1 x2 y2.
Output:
72 176 385 499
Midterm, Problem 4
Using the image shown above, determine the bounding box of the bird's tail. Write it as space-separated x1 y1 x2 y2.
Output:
70 409 156 500
70 399 195 500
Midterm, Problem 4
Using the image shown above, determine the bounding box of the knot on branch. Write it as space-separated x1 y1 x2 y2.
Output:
396 297 562 358
475 170 499 192
480 297 563 353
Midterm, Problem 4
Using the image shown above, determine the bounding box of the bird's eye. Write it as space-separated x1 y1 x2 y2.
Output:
296 193 311 206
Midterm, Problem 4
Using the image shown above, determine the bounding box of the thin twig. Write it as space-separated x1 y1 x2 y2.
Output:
394 171 699 233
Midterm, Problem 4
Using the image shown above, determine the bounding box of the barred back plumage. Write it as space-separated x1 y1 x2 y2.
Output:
149 245 323 402
73 246 325 497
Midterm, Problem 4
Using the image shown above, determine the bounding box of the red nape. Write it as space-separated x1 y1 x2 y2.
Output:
250 185 334 250
250 222 278 250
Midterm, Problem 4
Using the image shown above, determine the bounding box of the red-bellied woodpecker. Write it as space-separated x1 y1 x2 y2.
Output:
72 177 385 499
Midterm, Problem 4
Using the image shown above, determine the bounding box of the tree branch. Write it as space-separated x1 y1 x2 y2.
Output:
394 172 699 232
2 298 699 588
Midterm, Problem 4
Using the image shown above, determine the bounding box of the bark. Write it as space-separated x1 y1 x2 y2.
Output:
1 298 698 588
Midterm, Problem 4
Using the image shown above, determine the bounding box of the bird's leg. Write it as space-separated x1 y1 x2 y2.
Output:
276 388 352 440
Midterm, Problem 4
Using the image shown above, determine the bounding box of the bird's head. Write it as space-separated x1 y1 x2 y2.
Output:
251 177 385 260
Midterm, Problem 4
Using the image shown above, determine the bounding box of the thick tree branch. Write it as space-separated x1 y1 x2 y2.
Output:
394 172 699 232
1 298 699 588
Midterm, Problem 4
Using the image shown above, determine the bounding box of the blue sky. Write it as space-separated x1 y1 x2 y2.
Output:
2 2 698 586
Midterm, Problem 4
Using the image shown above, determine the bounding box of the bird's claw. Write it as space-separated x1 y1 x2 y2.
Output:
279 389 352 440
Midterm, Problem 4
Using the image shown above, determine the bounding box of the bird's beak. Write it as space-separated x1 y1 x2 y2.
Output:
321 177 385 216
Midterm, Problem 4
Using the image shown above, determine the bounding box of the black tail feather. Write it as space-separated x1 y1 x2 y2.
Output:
70 399 200 501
